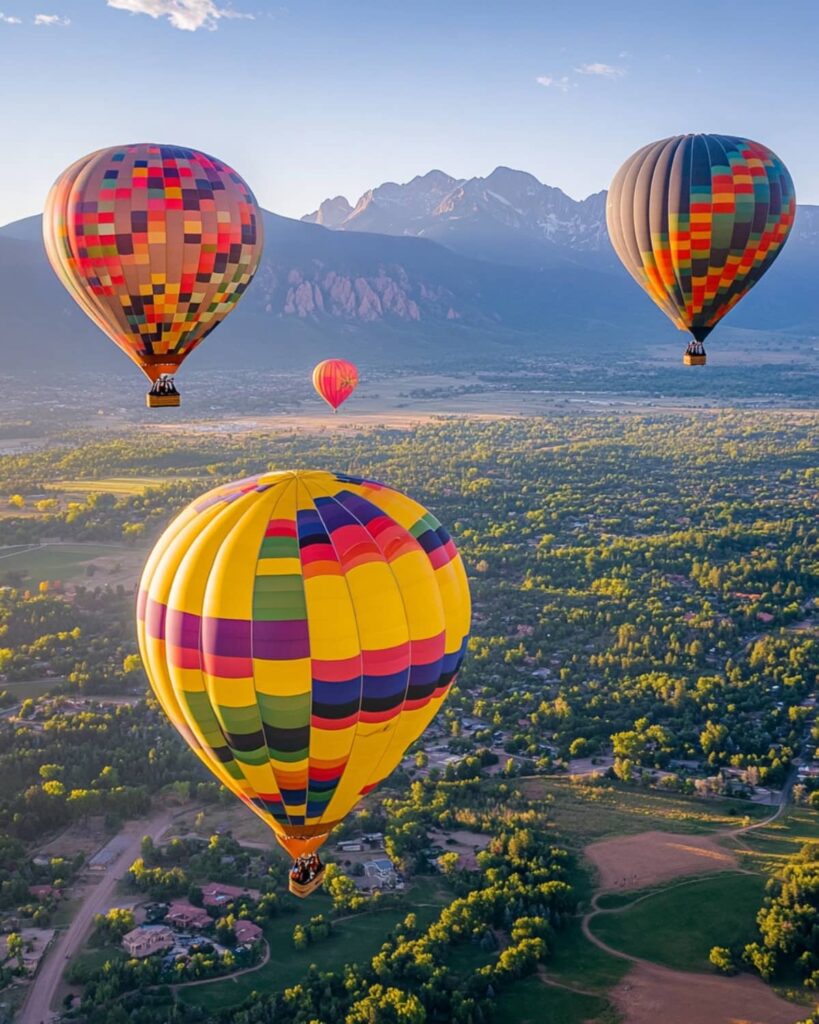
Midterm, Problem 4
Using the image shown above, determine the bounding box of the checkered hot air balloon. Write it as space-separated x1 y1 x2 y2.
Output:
137 470 471 895
43 143 264 407
606 134 796 365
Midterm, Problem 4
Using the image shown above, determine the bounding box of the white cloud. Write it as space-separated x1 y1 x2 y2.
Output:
574 62 625 79
536 74 570 93
0 11 22 22
106 0 253 31
34 13 71 25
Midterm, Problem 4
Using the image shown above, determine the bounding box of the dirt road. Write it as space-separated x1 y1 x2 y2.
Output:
577 788 807 1024
19 809 174 1024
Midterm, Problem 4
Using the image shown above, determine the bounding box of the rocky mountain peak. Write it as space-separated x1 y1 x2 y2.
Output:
302 195 353 228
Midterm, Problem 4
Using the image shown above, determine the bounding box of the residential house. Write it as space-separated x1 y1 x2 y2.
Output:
166 900 212 930
201 882 259 908
363 858 397 887
27 885 60 902
122 925 174 958
233 920 263 944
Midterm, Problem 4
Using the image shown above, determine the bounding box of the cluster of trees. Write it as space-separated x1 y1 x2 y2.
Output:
0 411 815 1020
69 938 251 1013
130 833 284 923
742 842 819 987
0 585 148 689
0 693 217 841
292 914 333 950
0 833 80 933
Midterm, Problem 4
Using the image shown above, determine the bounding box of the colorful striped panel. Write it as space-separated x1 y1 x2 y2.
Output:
137 469 471 856
606 134 795 343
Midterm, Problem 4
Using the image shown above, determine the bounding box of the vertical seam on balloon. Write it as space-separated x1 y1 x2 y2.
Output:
300 475 371 832
699 133 714 324
686 136 695 324
62 154 139 366
710 135 738 318
248 476 296 833
655 137 686 323
154 490 267 815
199 483 290 830
335 488 428 798
157 148 169 362
289 470 317 835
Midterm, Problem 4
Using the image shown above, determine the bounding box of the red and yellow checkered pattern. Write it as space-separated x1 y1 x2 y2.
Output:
44 143 264 381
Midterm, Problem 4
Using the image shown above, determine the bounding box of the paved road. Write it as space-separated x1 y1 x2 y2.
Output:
19 809 174 1024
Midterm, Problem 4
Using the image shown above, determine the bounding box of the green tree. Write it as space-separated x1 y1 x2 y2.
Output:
345 984 426 1024
709 946 736 975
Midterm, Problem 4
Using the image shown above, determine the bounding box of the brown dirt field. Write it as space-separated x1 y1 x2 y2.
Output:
585 830 738 891
610 961 805 1024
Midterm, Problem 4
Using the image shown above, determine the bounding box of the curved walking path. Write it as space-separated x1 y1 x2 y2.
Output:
581 778 790 964
170 938 271 990
562 780 809 1024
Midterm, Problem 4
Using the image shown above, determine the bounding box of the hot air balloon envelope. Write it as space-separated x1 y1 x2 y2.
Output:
606 134 795 364
43 143 264 405
137 470 471 889
313 359 359 411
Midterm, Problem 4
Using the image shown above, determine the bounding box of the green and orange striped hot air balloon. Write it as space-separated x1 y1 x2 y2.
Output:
312 359 359 411
606 134 796 365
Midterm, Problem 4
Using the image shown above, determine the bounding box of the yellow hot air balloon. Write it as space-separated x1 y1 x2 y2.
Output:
137 470 470 896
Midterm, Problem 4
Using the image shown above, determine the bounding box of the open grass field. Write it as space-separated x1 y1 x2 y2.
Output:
545 919 629 994
172 802 279 848
49 477 181 495
0 542 129 582
732 805 819 863
495 975 616 1024
589 871 766 972
524 777 769 850
1 677 62 698
178 883 450 1012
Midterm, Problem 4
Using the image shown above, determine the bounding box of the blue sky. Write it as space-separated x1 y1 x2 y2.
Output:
1 0 817 225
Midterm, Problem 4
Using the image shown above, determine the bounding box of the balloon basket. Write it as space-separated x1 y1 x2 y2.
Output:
147 393 181 408
683 353 707 366
289 864 326 899
147 375 180 407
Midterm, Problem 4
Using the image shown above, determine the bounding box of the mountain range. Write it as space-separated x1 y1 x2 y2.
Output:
1 166 817 378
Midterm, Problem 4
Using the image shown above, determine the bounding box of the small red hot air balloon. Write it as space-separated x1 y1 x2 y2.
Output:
312 359 359 412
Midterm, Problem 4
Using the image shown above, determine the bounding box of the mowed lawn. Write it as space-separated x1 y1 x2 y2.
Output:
545 919 629 993
0 542 127 581
495 976 614 1024
589 872 765 972
178 892 448 1012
